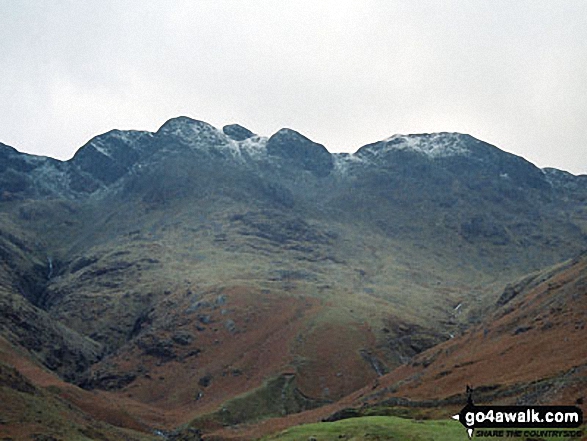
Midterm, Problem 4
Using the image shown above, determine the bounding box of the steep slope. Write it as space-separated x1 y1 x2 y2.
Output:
348 251 587 412
0 335 164 440
0 209 103 382
1 117 586 437
200 253 587 440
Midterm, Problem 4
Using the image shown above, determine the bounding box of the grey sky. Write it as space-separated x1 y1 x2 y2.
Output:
1 1 586 174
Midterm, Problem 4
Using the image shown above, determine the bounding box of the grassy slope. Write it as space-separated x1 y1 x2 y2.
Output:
261 416 464 441
0 341 158 441
201 255 587 440
261 416 584 441
2 192 584 432
355 253 587 408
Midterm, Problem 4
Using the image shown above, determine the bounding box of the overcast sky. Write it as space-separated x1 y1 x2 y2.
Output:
1 1 586 174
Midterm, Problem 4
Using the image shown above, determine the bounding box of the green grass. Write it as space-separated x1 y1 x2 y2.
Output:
261 416 465 440
189 374 324 429
261 416 585 441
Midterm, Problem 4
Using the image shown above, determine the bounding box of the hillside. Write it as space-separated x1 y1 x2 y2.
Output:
1 117 586 439
196 253 587 440
357 251 587 409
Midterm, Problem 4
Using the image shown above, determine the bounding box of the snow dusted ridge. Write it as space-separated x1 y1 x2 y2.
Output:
377 133 472 159
157 116 227 147
218 135 268 163
156 116 269 161
86 129 151 158
81 120 476 174
332 152 368 174
230 135 268 159
153 119 474 173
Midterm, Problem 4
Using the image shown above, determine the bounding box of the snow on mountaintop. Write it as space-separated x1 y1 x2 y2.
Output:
156 117 269 161
157 116 227 147
378 132 472 158
332 152 368 174
85 130 150 158
233 135 268 158
220 135 268 162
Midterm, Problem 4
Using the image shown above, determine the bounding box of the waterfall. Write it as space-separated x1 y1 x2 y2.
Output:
47 256 53 280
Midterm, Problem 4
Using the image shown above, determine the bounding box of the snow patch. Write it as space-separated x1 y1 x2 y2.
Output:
20 153 49 166
159 118 227 148
108 130 144 144
32 161 83 199
379 133 471 158
237 136 268 159
333 153 368 174
90 142 112 158
215 135 268 163
87 130 148 158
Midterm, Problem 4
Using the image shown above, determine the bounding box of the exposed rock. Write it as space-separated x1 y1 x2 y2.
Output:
30 435 60 441
69 256 98 274
69 130 149 185
136 334 176 361
0 363 37 394
460 215 510 245
197 315 211 325
198 374 212 388
496 274 538 307
230 211 335 245
186 300 212 314
359 350 388 376
172 332 193 346
80 371 137 391
266 128 333 177
223 124 255 141
224 319 237 334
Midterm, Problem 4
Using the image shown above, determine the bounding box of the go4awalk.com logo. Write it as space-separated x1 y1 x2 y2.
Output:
452 387 583 439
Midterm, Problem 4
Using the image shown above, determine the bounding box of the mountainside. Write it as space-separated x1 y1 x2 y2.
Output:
1 116 586 439
186 251 587 441
364 251 587 408
276 251 586 439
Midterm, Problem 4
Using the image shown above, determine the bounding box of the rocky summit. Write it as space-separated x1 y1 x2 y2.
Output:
0 117 586 440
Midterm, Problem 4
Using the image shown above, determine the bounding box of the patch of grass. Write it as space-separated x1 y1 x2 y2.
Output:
261 415 464 440
190 374 325 428
0 365 156 441
262 416 585 441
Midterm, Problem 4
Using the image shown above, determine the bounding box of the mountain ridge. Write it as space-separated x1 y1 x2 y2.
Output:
3 116 586 176
1 116 581 194
1 116 586 439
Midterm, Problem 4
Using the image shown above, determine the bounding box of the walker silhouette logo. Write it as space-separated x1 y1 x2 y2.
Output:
452 387 583 439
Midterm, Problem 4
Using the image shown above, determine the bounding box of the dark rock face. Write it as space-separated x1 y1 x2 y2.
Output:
0 221 103 382
0 296 103 382
460 215 510 245
0 142 39 174
136 334 177 362
231 210 335 245
172 332 193 346
356 133 550 194
266 128 334 177
69 130 149 185
198 374 212 388
0 143 98 199
155 116 227 148
223 124 255 141
0 363 37 394
80 371 137 391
